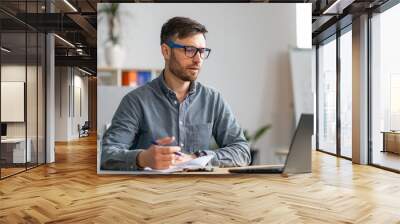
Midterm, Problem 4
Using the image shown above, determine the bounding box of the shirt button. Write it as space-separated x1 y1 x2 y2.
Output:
180 143 184 147
179 121 183 125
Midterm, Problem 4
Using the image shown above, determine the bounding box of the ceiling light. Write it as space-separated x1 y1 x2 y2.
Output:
63 0 78 12
1 47 11 53
322 0 354 15
76 48 84 55
78 67 92 76
54 34 75 48
323 0 342 14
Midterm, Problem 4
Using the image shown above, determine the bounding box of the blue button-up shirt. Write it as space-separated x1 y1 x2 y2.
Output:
101 71 250 170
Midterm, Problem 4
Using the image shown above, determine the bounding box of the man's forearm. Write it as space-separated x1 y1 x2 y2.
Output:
101 146 144 170
204 142 251 167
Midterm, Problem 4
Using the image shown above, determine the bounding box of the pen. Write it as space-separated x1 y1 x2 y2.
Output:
151 140 183 156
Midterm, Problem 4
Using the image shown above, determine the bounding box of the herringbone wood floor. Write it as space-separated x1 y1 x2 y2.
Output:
1 135 400 223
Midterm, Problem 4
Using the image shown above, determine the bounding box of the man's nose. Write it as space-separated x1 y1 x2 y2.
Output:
192 51 202 63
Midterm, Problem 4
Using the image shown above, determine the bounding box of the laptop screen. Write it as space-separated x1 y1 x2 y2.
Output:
282 114 314 174
1 123 7 137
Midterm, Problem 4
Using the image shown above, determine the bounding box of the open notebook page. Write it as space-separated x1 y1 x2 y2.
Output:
143 155 214 173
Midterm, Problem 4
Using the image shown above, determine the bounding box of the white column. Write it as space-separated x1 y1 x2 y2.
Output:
352 14 369 164
46 32 55 163
45 0 56 163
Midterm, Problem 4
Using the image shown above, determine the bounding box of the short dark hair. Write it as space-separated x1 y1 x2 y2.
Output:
160 17 208 45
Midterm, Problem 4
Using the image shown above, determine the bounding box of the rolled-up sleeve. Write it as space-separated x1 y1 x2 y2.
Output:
206 92 251 167
101 94 143 170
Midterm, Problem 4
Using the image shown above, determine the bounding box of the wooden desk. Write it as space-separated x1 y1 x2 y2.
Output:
1 135 400 223
98 165 285 175
0 138 31 164
382 131 400 154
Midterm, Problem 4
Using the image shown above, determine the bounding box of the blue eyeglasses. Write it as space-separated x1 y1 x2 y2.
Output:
166 40 211 59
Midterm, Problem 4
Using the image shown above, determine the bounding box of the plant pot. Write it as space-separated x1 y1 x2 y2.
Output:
105 43 125 68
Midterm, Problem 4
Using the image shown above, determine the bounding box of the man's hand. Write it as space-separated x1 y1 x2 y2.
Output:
137 136 182 170
175 152 197 164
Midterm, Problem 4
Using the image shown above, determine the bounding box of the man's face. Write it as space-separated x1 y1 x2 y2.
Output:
163 33 206 82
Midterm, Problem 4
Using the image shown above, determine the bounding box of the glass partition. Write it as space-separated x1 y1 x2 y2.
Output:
0 1 46 179
317 37 337 155
1 30 28 177
27 30 38 169
371 4 400 171
38 32 45 165
339 29 352 158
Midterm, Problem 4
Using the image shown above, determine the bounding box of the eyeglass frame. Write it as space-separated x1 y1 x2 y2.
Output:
165 40 211 59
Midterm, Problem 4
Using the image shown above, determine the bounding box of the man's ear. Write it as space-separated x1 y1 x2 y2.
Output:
161 44 170 60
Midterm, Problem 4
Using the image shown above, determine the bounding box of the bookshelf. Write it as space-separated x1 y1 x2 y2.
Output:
97 67 162 138
97 67 162 87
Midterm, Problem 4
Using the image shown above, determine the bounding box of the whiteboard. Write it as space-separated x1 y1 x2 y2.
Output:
289 48 314 125
1 82 25 122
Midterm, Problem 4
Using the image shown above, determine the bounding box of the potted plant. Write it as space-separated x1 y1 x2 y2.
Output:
244 124 271 165
98 3 124 68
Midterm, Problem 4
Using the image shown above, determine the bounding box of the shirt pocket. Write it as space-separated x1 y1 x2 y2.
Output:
186 122 213 151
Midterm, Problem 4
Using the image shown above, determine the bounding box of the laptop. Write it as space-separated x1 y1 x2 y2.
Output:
1 123 7 140
228 114 313 174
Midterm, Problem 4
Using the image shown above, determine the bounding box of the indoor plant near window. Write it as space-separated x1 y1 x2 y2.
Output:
244 124 271 165
99 3 124 68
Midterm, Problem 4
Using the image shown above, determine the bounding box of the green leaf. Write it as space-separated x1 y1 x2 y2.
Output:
243 130 251 142
98 3 120 16
252 124 271 144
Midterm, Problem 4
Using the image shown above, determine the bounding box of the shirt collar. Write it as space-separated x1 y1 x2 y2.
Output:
188 79 197 95
157 70 197 97
158 70 175 97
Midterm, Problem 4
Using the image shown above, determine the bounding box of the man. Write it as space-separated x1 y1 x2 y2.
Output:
101 17 250 171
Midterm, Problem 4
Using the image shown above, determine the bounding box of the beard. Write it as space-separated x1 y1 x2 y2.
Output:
168 52 200 82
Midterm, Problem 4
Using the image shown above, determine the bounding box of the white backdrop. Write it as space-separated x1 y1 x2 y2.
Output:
98 3 311 164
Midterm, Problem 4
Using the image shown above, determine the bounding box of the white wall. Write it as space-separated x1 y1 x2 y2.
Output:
1 65 37 138
54 67 89 141
55 67 69 141
72 74 89 138
1 64 46 163
98 3 311 164
97 86 136 137
1 66 26 126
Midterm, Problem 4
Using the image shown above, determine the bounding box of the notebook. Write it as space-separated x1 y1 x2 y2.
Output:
143 155 214 173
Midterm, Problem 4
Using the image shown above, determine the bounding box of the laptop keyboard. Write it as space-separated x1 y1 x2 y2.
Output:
228 166 284 174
